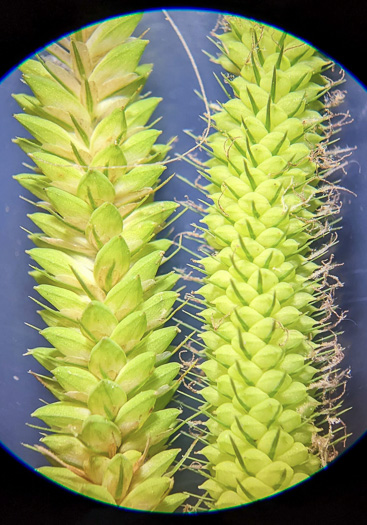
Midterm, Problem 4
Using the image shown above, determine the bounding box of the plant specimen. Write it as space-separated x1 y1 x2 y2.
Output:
190 15 349 510
13 12 187 512
12 8 352 514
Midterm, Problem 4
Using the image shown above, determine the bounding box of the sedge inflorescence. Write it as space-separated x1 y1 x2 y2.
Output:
12 10 351 513
13 13 187 512
193 16 348 509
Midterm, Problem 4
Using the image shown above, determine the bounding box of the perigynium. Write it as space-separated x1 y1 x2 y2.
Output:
13 13 187 512
188 15 350 510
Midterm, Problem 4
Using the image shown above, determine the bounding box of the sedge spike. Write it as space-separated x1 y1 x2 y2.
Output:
14 13 187 512
194 16 349 510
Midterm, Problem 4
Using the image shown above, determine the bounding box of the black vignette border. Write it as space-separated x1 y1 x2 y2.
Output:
0 1 366 524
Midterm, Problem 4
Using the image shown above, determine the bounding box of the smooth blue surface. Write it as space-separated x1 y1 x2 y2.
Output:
0 8 366 497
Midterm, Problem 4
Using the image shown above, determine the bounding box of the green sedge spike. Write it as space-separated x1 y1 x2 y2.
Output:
13 13 187 512
194 16 348 510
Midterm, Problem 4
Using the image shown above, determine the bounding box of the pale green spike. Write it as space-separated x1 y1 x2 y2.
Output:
193 15 348 511
14 13 186 512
